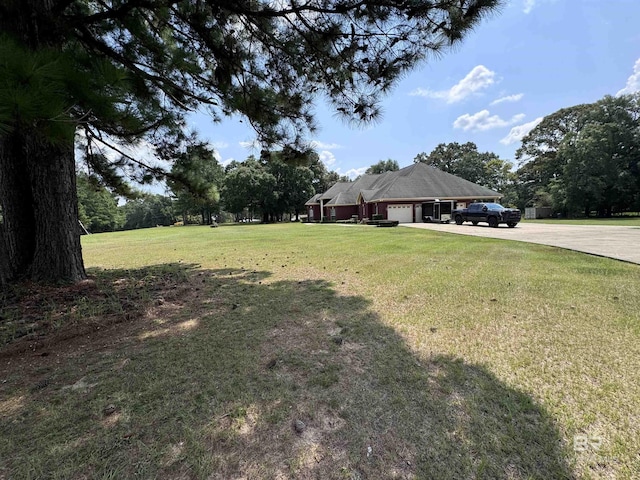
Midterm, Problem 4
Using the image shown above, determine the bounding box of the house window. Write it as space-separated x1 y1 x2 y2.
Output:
330 207 336 220
309 208 314 220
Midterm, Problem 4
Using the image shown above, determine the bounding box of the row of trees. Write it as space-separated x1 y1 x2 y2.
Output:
76 147 348 232
515 93 640 217
224 153 313 223
167 147 348 223
414 142 514 194
77 174 175 233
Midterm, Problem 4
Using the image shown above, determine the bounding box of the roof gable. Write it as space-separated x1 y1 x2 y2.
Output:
318 181 352 200
320 174 384 205
304 193 322 206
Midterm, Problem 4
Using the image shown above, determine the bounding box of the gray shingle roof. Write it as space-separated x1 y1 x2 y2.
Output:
324 174 383 205
366 162 501 201
309 163 501 206
318 181 352 201
305 193 322 206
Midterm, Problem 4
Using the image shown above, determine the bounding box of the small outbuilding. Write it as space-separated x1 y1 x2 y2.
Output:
524 207 553 219
306 162 501 223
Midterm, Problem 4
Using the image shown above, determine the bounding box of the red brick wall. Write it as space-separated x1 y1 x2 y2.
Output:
324 205 358 220
373 202 389 218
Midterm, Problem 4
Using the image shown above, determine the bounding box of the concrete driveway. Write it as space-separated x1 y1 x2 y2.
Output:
403 221 640 265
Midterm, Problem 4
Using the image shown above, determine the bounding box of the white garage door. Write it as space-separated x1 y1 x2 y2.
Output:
387 204 413 223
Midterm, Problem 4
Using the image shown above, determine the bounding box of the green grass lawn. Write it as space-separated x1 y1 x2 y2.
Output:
1 223 639 479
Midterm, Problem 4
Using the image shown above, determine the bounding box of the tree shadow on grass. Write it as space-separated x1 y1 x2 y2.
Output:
0 263 574 479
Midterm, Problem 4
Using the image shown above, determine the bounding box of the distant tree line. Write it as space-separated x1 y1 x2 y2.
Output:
366 159 400 174
76 147 347 232
514 93 640 217
414 142 514 196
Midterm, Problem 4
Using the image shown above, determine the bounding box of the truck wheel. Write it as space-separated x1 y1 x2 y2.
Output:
507 222 517 228
471 221 478 226
488 216 498 228
455 215 463 225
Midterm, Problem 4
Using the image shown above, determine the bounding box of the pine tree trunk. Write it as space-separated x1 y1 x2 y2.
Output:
0 130 37 283
27 129 86 283
0 127 86 285
0 0 85 286
0 225 11 287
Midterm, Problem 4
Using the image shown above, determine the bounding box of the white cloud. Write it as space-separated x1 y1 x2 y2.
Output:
221 157 234 168
210 141 229 150
523 0 559 15
409 65 497 103
523 0 537 14
319 150 337 167
409 88 434 97
310 140 342 150
341 167 367 180
490 93 524 106
239 139 260 150
453 110 526 132
500 117 544 145
617 58 640 96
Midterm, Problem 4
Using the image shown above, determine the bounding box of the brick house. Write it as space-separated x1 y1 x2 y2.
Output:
305 162 502 223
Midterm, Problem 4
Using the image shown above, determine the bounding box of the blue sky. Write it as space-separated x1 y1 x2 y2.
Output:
186 0 640 179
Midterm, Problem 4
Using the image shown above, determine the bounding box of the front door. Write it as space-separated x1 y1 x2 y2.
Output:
433 203 440 221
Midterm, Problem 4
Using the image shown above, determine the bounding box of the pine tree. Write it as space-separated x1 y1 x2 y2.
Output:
0 0 501 285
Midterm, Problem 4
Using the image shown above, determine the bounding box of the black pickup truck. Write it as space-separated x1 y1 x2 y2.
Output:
452 202 521 228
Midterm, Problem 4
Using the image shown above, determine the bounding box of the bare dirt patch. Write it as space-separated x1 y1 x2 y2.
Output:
0 264 221 389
